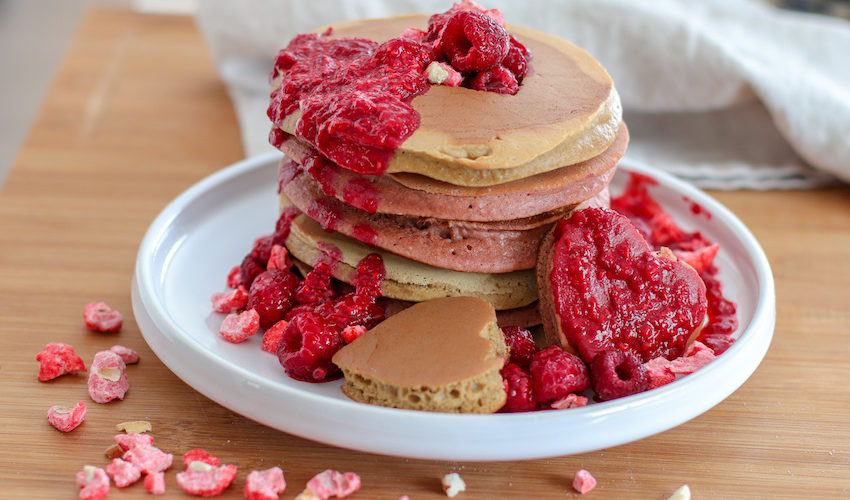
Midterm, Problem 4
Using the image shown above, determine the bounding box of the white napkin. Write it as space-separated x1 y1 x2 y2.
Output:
196 0 850 189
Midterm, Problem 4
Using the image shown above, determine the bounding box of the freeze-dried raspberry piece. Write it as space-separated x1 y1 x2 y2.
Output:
441 472 466 498
106 458 142 488
145 471 166 495
177 461 238 497
123 445 173 474
182 449 220 468
88 350 129 403
109 345 140 364
248 269 301 328
341 325 366 344
211 286 249 313
84 301 123 333
670 341 716 375
227 265 242 289
550 393 588 410
219 309 260 343
76 465 110 500
114 432 154 452
241 255 266 289
306 469 361 499
262 320 289 354
277 312 344 382
502 326 538 369
590 349 649 401
267 244 293 271
244 467 286 500
572 469 597 494
529 346 589 404
295 262 335 305
36 342 86 381
469 65 518 95
644 356 675 389
46 401 86 432
500 363 537 413
440 10 509 72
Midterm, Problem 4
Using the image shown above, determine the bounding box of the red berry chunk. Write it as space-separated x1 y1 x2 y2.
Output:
590 349 649 401
76 466 110 500
501 326 538 369
306 469 361 499
499 363 537 413
84 301 123 333
643 356 676 389
106 458 142 488
502 35 532 82
109 344 140 364
529 346 589 404
469 65 518 95
573 469 597 494
36 342 86 381
145 471 166 495
182 449 220 468
352 253 385 298
277 312 345 382
88 350 129 404
244 467 286 500
440 10 509 72
211 286 249 314
273 206 301 246
46 401 87 432
262 320 289 354
123 445 173 475
240 255 266 289
341 324 367 344
670 340 716 375
550 393 589 410
114 432 154 452
226 265 242 289
248 269 300 328
251 234 275 265
219 309 260 343
267 244 293 271
295 262 335 305
177 462 238 497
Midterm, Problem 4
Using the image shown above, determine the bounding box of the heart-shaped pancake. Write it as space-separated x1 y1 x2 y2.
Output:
537 208 707 363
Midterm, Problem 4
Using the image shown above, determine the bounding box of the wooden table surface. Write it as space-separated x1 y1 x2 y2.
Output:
2 9 849 499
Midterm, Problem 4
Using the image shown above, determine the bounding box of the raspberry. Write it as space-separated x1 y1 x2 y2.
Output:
440 10 509 72
353 253 385 298
76 466 110 500
590 349 649 401
36 342 86 381
251 234 275 265
341 324 367 344
114 432 154 452
296 262 335 305
177 462 238 497
502 35 531 82
326 293 386 330
306 469 361 499
572 469 597 494
219 309 260 343
106 458 142 488
145 471 166 495
262 320 289 354
248 269 301 328
240 255 267 289
123 445 173 474
529 346 589 403
84 301 123 333
46 401 86 432
499 363 537 413
643 356 676 389
88 350 129 403
501 326 538 369
182 449 220 468
277 312 345 382
469 65 518 94
109 345 140 364
267 244 293 271
551 393 589 410
226 265 242 289
244 467 286 500
211 286 249 313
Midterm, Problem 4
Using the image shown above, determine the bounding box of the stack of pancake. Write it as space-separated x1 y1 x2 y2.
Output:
271 15 627 327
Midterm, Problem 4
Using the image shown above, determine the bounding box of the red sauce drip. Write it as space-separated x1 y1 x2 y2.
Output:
353 253 386 298
306 199 341 232
351 224 379 246
342 177 379 214
269 127 286 149
303 152 339 197
273 205 301 245
316 241 343 264
685 197 712 219
697 265 738 354
278 160 302 194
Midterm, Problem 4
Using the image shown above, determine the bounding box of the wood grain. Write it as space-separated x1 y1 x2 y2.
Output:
1 8 849 499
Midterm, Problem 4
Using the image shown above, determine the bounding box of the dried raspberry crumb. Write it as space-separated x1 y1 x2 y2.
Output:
306 469 361 499
114 432 154 452
88 350 129 404
644 356 675 389
46 401 86 432
670 341 716 375
248 269 301 328
177 461 237 497
267 244 293 271
76 466 110 500
501 325 538 369
211 286 249 313
499 363 537 412
262 320 289 354
529 346 589 404
123 445 173 474
145 471 167 495
84 301 123 333
182 449 220 468
590 349 649 401
550 393 588 410
441 472 466 498
106 458 142 488
572 469 597 494
226 265 242 289
36 342 86 381
219 309 261 343
109 344 140 364
244 467 286 500
341 324 367 344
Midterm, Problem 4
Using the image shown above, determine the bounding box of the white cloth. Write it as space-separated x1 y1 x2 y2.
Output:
196 0 850 189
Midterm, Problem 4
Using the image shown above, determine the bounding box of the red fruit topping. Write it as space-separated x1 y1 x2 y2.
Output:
550 393 588 410
341 324 367 344
590 349 649 401
273 206 301 246
114 432 154 452
240 255 266 289
219 309 260 343
76 466 110 500
326 293 386 331
549 208 708 363
296 262 335 305
122 445 173 474
501 325 539 369
88 350 129 403
643 356 676 389
106 458 142 488
306 469 361 499
144 471 166 495
248 269 301 328
670 340 716 375
182 449 220 468
46 401 87 432
305 151 339 198
529 346 589 404
342 176 379 214
572 469 597 495
502 35 532 82
226 265 242 289
267 244 292 271
109 344 140 364
251 234 275 265
211 286 249 314
177 462 237 497
440 10 509 72
84 301 123 333
353 253 385 298
36 342 86 381
351 223 379 246
499 363 537 413
277 312 345 382
262 320 289 354
469 65 518 94
697 264 738 354
244 467 286 500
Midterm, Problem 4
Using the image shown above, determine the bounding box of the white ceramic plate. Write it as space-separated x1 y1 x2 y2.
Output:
133 152 775 461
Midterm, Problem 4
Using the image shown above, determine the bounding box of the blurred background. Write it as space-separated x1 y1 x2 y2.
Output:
0 0 846 189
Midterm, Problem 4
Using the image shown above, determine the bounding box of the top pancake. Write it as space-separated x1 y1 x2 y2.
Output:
273 14 622 187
